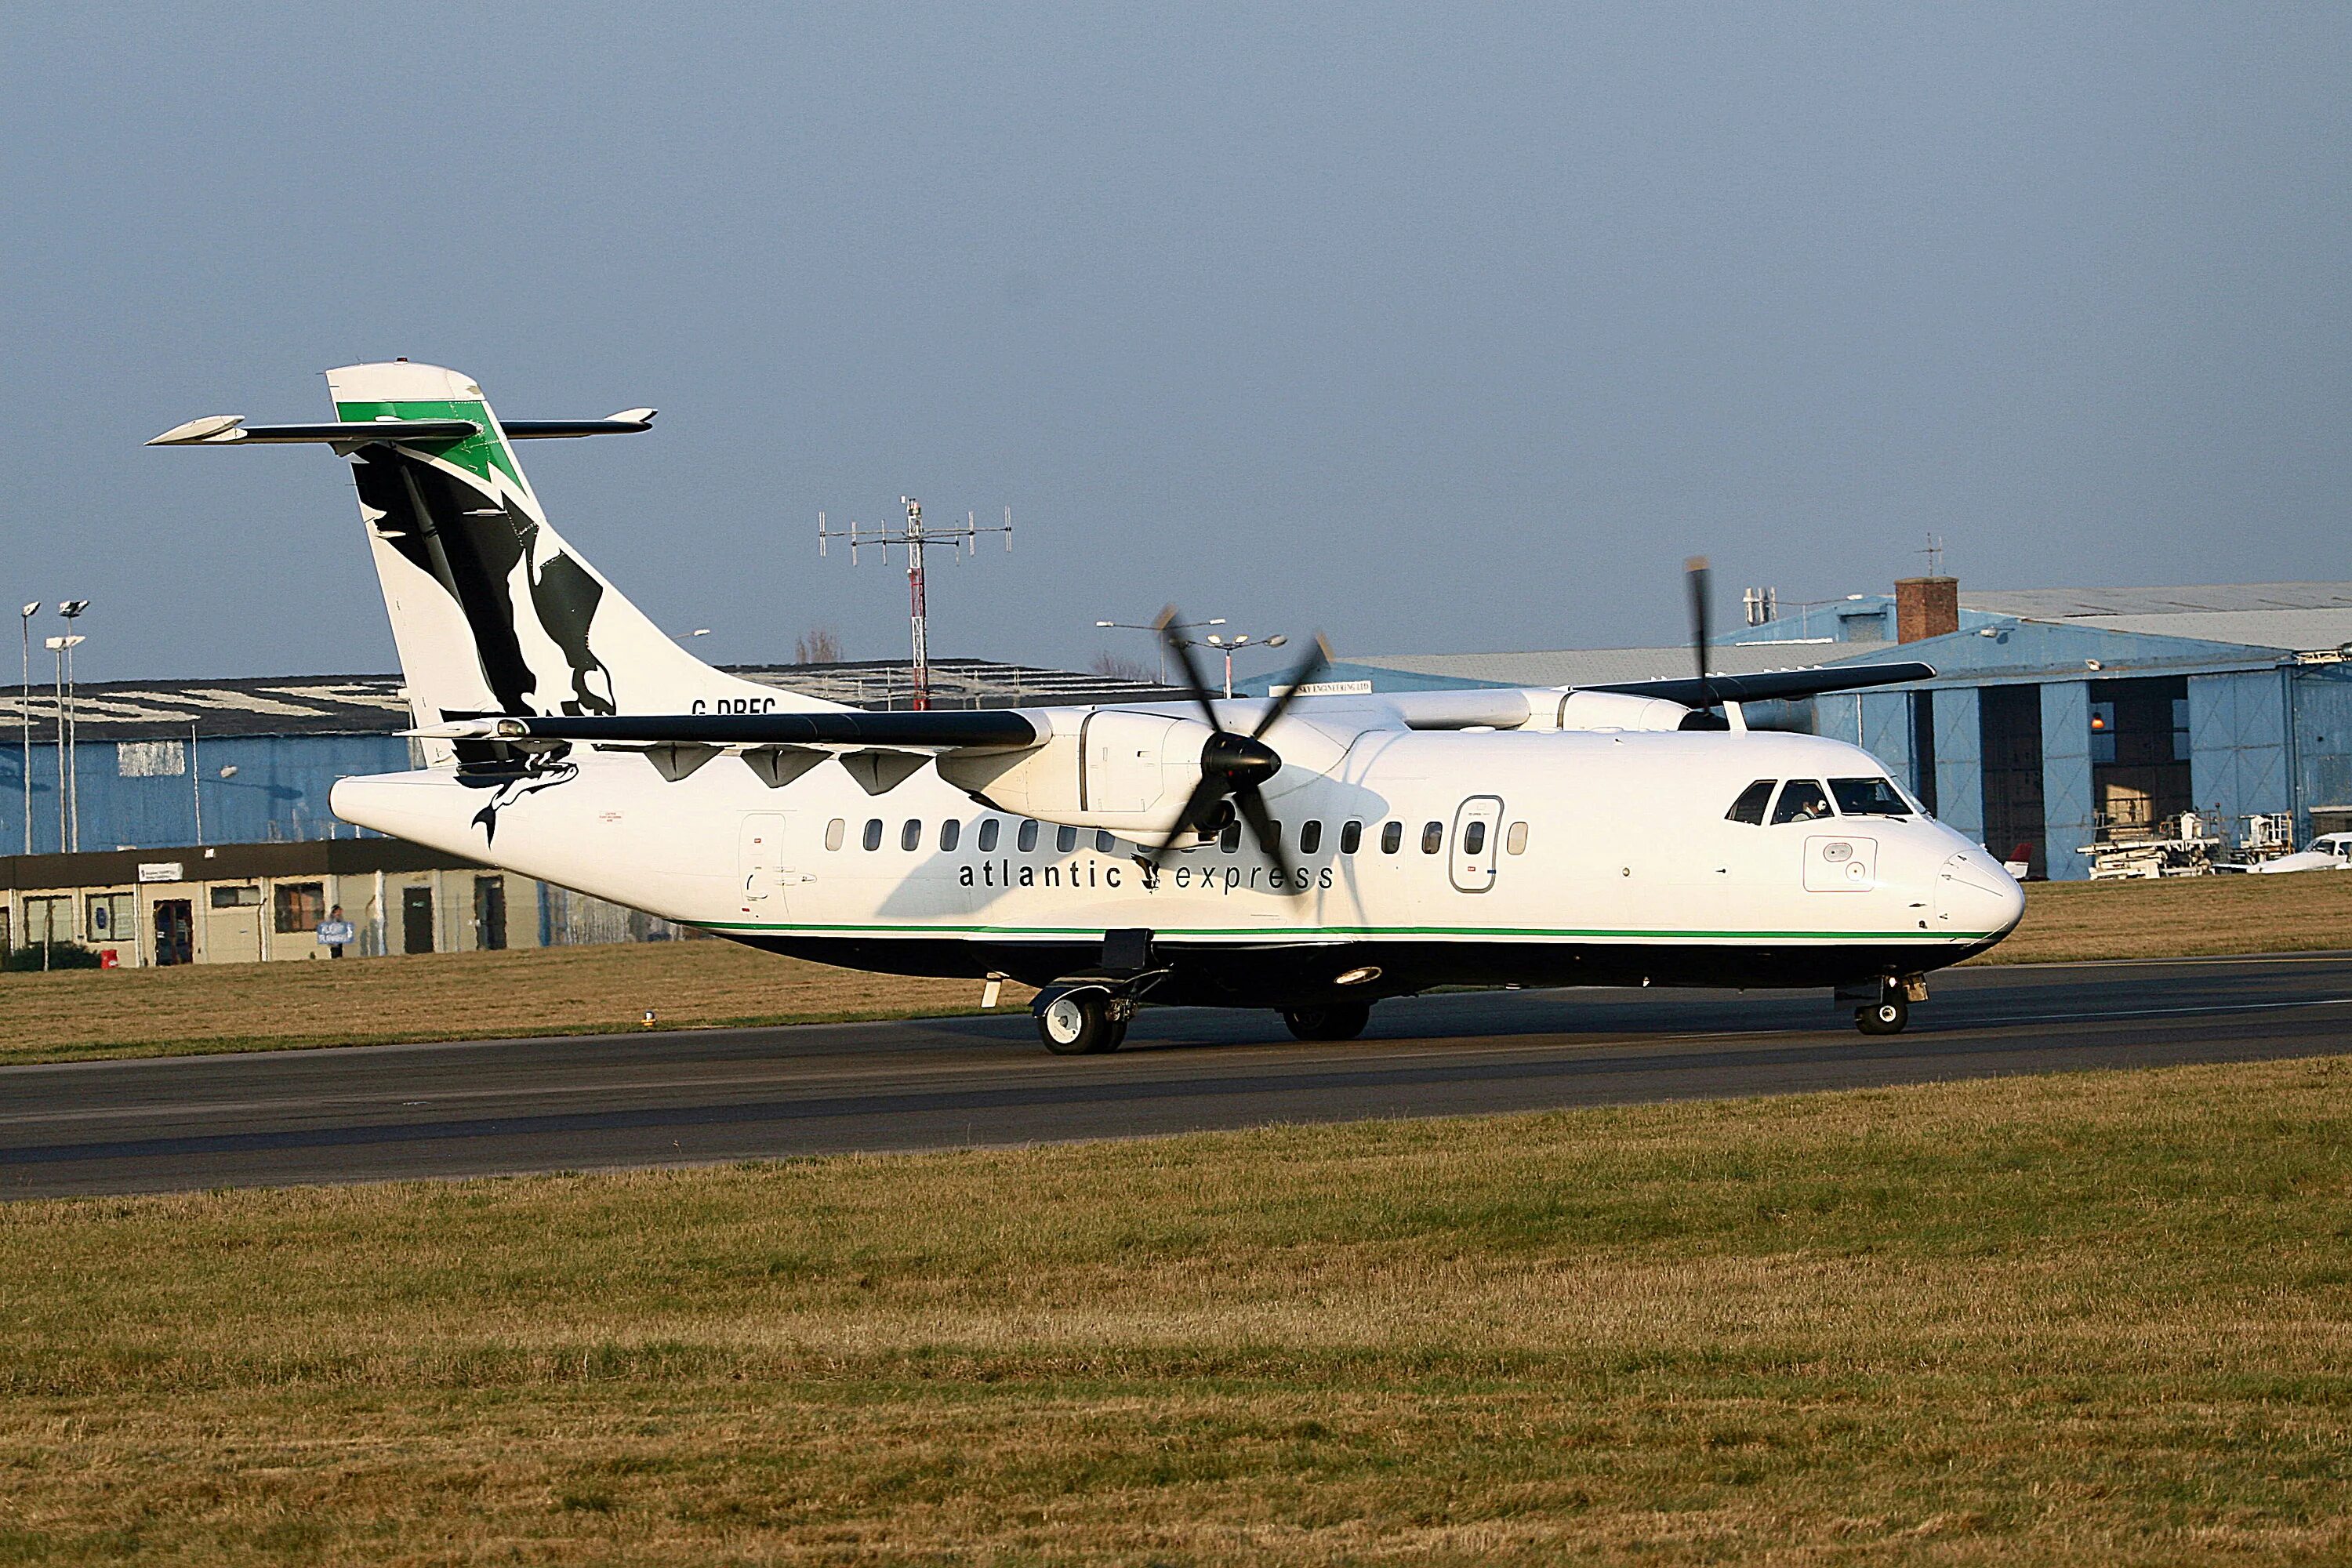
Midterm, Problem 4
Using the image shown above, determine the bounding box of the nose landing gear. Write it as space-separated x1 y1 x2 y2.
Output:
1856 995 1909 1034
1844 975 1926 1035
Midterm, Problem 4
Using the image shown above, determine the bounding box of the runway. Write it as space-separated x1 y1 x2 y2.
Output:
5 953 2350 1200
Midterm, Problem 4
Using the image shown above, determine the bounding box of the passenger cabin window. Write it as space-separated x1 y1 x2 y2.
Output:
1017 820 1040 852
862 818 884 851
1381 821 1403 854
977 818 1000 851
1421 821 1443 854
1461 820 1486 855
1096 829 1116 854
1300 820 1323 855
1770 780 1833 826
1264 821 1283 852
1057 825 1078 854
1220 821 1242 852
1831 777 1914 818
900 819 923 851
1340 821 1363 855
1506 822 1529 855
825 818 846 851
1726 779 1776 826
939 820 960 851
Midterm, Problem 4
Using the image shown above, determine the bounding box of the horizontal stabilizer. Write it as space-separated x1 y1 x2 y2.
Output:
1588 659 1936 706
415 708 1045 750
147 411 655 447
149 416 479 446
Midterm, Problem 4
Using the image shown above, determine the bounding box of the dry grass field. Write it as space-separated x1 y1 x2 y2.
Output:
0 1057 2345 1563
1 869 2347 1066
0 940 1032 1065
1973 867 2352 966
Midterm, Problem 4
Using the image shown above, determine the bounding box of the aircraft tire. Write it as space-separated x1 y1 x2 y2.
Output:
1038 990 1121 1054
1280 1001 1371 1042
1855 996 1908 1035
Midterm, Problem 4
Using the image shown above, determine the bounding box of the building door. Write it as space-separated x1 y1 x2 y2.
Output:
1449 796 1504 893
474 876 507 951
401 886 436 955
737 813 792 917
152 900 194 966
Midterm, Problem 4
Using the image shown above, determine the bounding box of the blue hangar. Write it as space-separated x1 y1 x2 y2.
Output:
1244 579 2352 881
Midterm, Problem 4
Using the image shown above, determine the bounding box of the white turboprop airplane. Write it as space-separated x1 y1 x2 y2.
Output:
153 361 2024 1052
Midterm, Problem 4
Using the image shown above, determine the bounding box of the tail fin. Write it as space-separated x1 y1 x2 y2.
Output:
322 361 837 725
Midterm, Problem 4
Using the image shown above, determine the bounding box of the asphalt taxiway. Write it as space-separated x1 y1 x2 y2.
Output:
5 953 2350 1199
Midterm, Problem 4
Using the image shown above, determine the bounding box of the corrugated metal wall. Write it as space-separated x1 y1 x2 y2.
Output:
0 735 412 856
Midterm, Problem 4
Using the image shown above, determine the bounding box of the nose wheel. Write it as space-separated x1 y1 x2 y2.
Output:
1855 995 1909 1035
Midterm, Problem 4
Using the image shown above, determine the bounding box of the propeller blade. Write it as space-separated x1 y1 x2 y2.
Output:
1250 633 1332 740
1232 782 1302 892
1154 606 1226 733
1685 556 1714 705
1146 773 1229 868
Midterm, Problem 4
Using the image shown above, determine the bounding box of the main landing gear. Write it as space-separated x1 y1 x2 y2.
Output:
1036 988 1133 1054
1280 1001 1371 1041
1848 975 1927 1036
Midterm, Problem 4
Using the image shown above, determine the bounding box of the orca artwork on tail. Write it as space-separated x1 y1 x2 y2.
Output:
153 361 2023 1053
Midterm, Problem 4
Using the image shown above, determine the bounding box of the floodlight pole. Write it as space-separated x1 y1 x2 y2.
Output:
18 603 33 856
57 602 88 854
49 638 64 855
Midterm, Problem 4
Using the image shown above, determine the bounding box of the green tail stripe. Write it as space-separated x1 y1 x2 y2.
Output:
333 398 521 489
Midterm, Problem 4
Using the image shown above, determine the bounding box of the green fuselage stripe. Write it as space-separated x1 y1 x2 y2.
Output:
702 921 1991 942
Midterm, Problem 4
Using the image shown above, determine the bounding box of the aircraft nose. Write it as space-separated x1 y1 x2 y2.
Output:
1935 851 2026 938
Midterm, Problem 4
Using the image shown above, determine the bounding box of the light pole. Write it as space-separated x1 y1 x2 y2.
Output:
1095 617 1225 685
56 601 88 854
45 636 71 854
1203 631 1287 699
18 602 34 856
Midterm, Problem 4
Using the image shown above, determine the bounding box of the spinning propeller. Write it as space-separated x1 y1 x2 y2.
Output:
1149 607 1331 888
1682 554 1730 730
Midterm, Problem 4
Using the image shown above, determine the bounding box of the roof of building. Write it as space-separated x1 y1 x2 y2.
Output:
0 660 1183 742
1338 643 1900 688
1958 581 2352 619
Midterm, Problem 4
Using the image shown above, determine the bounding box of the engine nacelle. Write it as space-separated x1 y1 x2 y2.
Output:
936 710 1211 835
1544 689 1697 732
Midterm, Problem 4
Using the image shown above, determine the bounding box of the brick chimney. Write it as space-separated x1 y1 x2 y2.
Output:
1895 576 1958 643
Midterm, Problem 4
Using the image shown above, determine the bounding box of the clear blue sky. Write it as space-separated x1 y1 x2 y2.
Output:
7 5 2347 683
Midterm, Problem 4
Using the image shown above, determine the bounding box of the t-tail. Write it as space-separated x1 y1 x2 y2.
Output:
151 360 839 731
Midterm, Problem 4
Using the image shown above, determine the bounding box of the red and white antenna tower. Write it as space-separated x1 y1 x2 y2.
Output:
818 499 1013 710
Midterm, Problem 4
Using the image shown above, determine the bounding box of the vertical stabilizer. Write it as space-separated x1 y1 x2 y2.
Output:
325 361 839 727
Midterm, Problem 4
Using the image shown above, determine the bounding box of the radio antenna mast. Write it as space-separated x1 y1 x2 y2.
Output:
818 499 1013 710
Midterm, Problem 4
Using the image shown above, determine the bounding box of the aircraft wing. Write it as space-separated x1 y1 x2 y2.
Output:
414 710 1045 750
1582 659 1935 706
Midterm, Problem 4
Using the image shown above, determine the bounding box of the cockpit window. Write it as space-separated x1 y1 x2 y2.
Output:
1831 777 1914 817
1770 779 1834 825
1726 779 1775 826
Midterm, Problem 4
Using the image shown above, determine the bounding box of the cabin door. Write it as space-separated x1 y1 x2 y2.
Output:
738 814 793 918
1450 796 1504 893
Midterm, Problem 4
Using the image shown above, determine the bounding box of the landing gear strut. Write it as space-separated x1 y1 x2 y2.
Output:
1280 1000 1371 1041
1037 988 1131 1054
